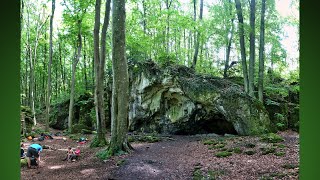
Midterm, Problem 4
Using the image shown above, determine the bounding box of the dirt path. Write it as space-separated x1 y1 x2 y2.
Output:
21 131 299 180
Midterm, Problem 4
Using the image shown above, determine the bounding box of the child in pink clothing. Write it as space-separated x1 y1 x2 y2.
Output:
71 146 81 161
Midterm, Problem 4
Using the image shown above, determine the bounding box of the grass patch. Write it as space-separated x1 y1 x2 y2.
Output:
128 134 161 143
273 143 286 149
244 150 256 155
215 151 232 158
281 163 299 169
192 165 204 180
260 133 284 143
207 169 225 180
245 143 256 148
203 139 217 145
274 151 286 156
232 147 243 154
116 159 127 166
260 147 276 155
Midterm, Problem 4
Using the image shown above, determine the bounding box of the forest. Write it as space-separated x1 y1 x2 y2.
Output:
20 0 299 179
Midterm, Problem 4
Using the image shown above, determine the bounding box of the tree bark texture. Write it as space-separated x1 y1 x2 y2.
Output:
258 0 266 102
46 0 55 132
248 0 256 97
235 0 249 93
109 0 132 153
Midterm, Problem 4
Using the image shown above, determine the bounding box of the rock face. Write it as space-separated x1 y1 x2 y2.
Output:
128 61 271 135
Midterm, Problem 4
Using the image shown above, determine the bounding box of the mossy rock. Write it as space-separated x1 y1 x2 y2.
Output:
260 133 284 143
215 151 232 158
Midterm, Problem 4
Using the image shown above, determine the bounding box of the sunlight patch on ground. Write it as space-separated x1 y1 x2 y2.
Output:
80 168 96 176
48 165 65 169
132 164 161 175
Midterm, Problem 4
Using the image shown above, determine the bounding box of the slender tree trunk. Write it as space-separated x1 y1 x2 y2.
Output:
248 0 256 97
46 0 55 132
68 21 82 132
223 0 235 78
92 0 111 147
83 36 88 90
258 0 266 102
109 0 132 155
93 0 102 139
235 0 249 93
191 0 203 70
98 0 111 142
26 9 37 125
223 21 234 78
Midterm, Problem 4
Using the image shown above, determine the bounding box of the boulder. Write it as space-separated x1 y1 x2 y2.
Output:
128 60 271 135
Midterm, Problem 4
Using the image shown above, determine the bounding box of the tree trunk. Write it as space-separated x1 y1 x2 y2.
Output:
68 21 82 132
109 0 132 155
258 0 266 102
235 0 249 93
248 0 256 97
46 0 55 132
98 0 111 143
223 0 235 78
83 36 88 90
92 0 111 147
223 20 234 78
191 0 203 70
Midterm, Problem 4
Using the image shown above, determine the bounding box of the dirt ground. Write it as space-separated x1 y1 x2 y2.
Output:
20 130 299 180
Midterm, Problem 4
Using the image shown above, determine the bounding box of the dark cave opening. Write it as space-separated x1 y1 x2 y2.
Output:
175 112 238 135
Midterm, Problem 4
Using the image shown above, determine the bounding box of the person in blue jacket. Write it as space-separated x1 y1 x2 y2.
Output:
26 144 43 168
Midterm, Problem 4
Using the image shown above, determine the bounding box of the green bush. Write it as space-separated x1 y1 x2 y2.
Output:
232 147 243 154
215 151 232 158
260 133 284 143
260 147 276 155
245 143 256 148
203 139 217 145
244 150 256 155
274 151 286 156
281 163 298 169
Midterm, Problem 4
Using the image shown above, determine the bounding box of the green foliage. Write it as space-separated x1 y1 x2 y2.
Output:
116 159 127 167
215 151 232 158
260 133 284 143
260 147 276 155
71 123 91 134
274 151 285 156
245 143 256 148
128 134 161 143
96 149 110 160
203 139 217 145
281 163 299 169
244 150 256 155
232 147 243 154
90 135 108 148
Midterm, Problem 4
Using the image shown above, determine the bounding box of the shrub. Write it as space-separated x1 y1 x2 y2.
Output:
215 151 232 158
244 150 256 155
260 133 284 143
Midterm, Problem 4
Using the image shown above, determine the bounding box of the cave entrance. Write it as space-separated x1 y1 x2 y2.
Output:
175 112 238 135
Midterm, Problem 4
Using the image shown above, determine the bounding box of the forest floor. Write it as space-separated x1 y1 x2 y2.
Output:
20 127 299 180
